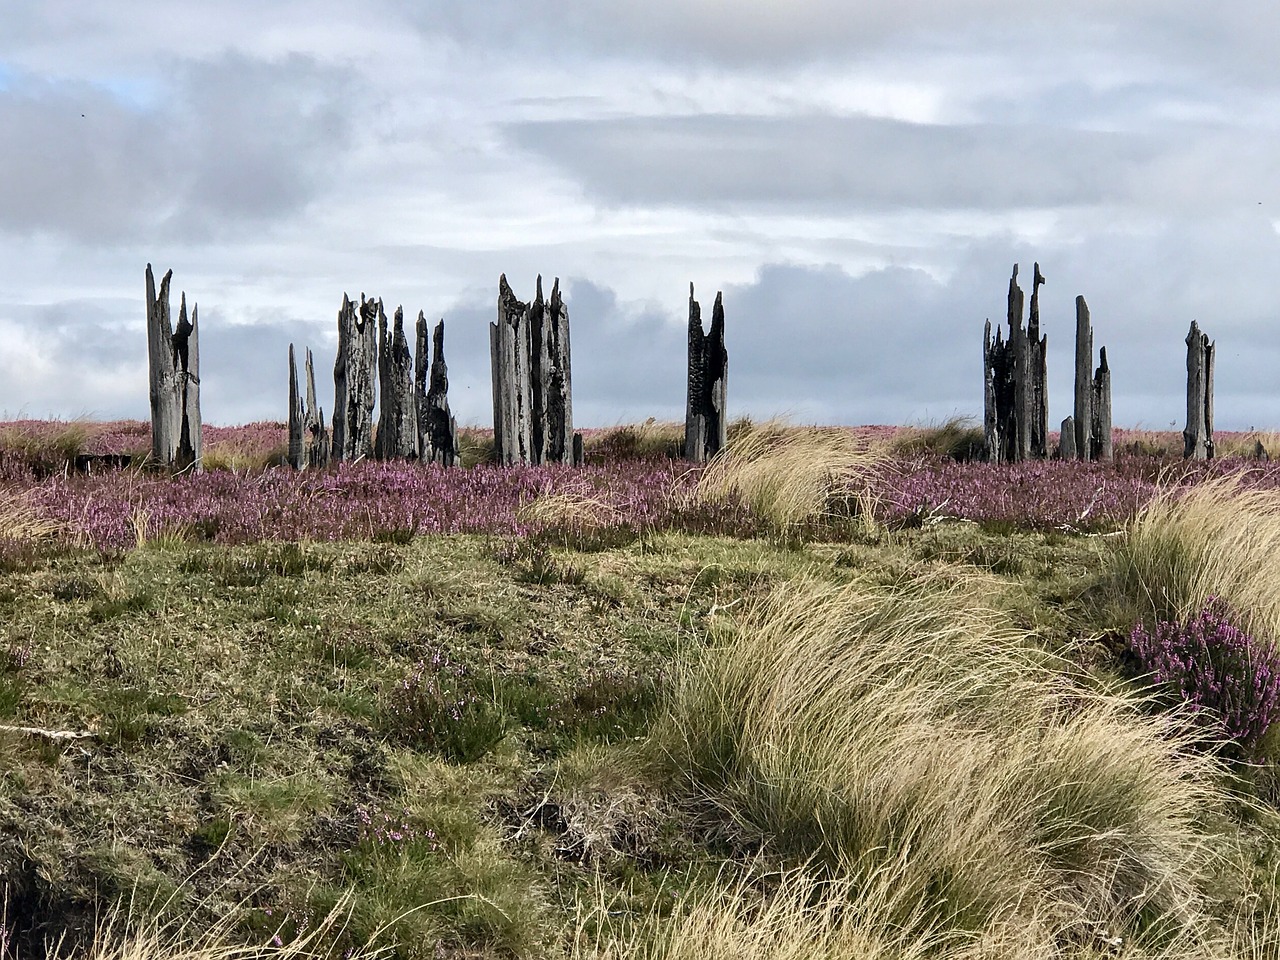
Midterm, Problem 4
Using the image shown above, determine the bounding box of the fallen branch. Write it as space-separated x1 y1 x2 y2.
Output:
0 723 95 741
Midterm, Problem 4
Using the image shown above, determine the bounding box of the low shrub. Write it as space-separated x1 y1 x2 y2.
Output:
385 650 508 762
1130 597 1280 754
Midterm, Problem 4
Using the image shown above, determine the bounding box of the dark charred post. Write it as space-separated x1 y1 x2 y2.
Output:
572 432 584 467
1255 440 1270 462
684 285 728 461
288 344 304 469
983 320 1000 462
422 317 459 466
304 348 329 468
332 294 379 462
529 278 547 463
1028 263 1048 458
982 321 1017 463
1008 265 1032 462
1059 417 1076 460
1184 321 1215 459
491 275 534 465
145 264 202 473
541 278 574 464
376 306 419 460
1091 346 1113 462
415 312 430 461
685 285 707 462
1074 296 1093 461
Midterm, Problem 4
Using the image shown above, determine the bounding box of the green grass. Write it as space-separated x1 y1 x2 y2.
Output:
1 517 1280 959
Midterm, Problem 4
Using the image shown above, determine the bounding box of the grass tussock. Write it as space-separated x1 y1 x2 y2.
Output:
0 418 95 474
696 422 882 536
585 420 685 463
1108 475 1280 640
888 415 986 462
0 489 61 541
658 573 1227 946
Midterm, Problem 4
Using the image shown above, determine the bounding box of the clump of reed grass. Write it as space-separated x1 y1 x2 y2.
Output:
888 415 986 462
0 418 95 476
585 419 684 463
695 421 882 536
657 573 1226 947
1107 475 1280 642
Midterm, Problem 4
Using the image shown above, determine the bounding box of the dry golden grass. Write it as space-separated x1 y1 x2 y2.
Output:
696 421 883 535
1109 475 1280 639
517 492 621 532
0 490 61 541
658 573 1227 948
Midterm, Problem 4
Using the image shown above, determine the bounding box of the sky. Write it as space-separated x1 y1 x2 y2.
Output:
1 2 1278 430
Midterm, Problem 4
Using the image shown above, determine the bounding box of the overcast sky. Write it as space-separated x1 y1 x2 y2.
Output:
2 2 1278 429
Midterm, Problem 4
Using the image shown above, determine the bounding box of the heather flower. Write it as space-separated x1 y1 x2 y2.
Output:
1129 597 1280 753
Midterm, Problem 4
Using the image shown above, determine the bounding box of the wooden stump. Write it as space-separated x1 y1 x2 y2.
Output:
419 314 459 467
684 285 727 462
145 264 202 473
288 344 304 469
1059 416 1076 460
332 294 378 462
1184 321 1215 459
1091 346 1113 462
376 306 419 460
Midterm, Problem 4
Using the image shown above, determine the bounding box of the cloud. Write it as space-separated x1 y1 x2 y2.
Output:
508 112 1280 219
0 53 361 243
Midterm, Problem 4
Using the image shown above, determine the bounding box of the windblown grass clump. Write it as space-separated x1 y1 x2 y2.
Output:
659 574 1226 946
887 415 986 462
696 422 882 536
1108 475 1280 642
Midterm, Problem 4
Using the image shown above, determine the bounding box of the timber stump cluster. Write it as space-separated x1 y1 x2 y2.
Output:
685 284 727 462
145 264 202 473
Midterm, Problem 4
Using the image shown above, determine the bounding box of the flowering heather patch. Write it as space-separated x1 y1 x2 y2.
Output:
22 457 753 549
354 802 438 852
873 454 1280 532
1130 598 1280 752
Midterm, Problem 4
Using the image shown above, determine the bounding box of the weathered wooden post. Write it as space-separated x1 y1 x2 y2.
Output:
417 314 459 466
1184 321 1215 459
376 306 419 460
1091 346 1113 462
983 319 1002 462
1008 266 1032 461
1073 296 1093 460
332 294 378 462
1028 264 1049 458
288 344 304 469
288 345 331 469
684 284 727 462
531 277 575 464
145 264 202 473
490 275 534 465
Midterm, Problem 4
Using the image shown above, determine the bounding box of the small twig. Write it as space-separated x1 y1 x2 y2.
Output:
0 723 95 741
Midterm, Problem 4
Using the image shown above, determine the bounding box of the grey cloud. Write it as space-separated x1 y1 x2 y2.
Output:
506 114 1164 214
0 53 360 243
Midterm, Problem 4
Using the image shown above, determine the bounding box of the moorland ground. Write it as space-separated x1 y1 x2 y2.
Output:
3 418 1280 960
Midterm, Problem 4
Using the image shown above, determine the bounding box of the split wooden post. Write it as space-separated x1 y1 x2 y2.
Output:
684 285 728 462
288 345 331 469
1184 321 1215 459
491 275 534 465
145 264 202 473
531 277 574 464
1091 347 1113 462
1008 266 1031 461
1027 263 1049 458
376 306 419 460
332 294 379 462
418 314 459 466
